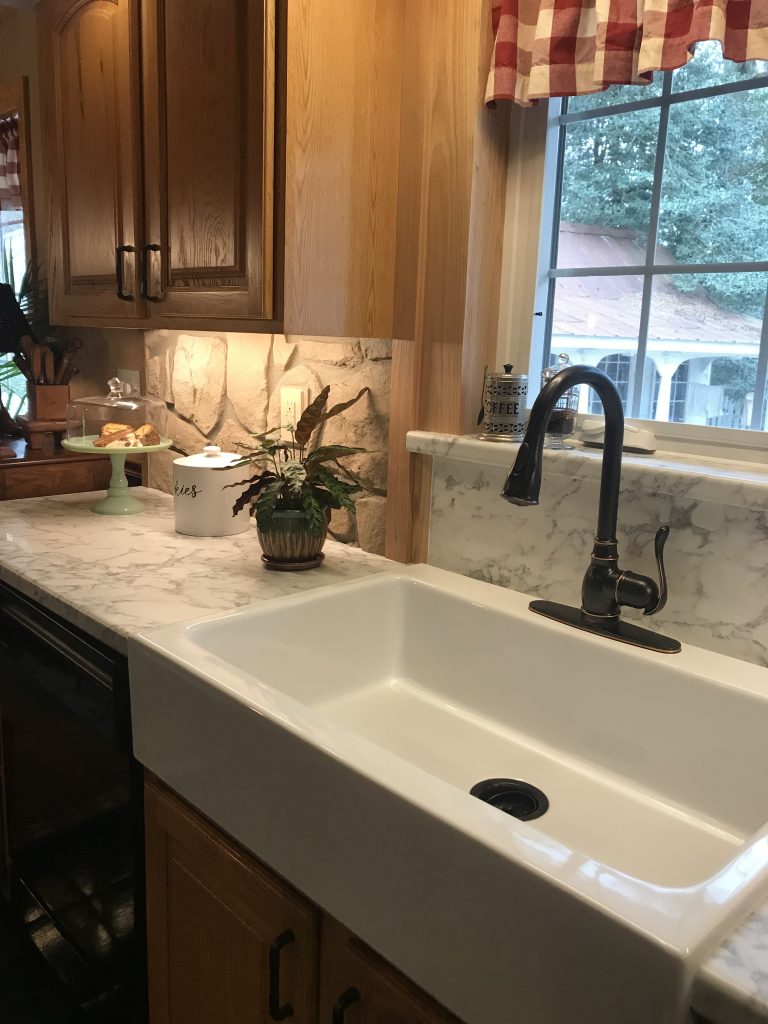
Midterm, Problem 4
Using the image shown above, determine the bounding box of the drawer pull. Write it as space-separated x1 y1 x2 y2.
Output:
268 928 295 1020
332 986 361 1023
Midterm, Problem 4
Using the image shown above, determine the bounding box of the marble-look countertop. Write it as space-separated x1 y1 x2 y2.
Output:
1 487 767 1024
0 488 390 653
693 908 768 1024
406 430 768 510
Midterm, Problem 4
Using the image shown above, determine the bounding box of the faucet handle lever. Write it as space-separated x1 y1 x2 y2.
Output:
644 525 670 616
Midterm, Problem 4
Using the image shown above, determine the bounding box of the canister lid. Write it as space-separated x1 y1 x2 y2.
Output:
488 363 527 382
173 444 242 468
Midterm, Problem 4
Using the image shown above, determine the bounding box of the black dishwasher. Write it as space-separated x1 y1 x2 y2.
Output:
0 581 147 1021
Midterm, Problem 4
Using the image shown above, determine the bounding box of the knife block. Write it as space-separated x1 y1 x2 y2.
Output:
31 384 70 422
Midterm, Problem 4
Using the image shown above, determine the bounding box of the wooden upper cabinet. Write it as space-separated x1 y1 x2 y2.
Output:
141 0 276 323
39 0 418 335
282 0 405 338
41 0 144 321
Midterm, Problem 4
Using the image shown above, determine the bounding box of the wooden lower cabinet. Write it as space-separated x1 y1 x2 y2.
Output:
319 917 462 1024
145 778 463 1024
145 779 318 1023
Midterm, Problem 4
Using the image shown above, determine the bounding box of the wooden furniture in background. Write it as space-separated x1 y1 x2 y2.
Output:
145 777 463 1024
0 436 110 499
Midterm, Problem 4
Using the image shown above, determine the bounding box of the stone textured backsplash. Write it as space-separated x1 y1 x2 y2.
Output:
145 331 391 553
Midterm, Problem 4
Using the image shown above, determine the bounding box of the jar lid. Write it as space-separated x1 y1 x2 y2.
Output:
542 353 571 382
488 363 527 382
173 444 242 468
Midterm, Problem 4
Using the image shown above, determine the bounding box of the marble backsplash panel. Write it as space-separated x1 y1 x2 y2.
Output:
426 446 768 667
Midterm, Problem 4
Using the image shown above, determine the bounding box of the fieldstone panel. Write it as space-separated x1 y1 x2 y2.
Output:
226 333 271 433
296 338 364 367
172 334 226 435
355 495 387 555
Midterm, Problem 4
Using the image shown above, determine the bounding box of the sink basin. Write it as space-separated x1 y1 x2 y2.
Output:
129 565 768 1024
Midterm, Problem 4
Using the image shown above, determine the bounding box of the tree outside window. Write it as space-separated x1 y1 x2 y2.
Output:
538 42 768 432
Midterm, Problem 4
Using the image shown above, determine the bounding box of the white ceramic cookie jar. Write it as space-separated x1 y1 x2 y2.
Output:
173 445 251 537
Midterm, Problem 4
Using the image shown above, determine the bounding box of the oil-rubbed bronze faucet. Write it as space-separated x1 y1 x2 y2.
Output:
502 365 681 653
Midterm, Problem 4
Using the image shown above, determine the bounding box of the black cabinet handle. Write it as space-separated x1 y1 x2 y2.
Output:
332 986 361 1024
140 243 162 302
268 929 295 1020
115 244 135 301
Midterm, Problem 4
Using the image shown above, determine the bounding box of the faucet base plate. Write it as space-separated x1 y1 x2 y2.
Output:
529 600 682 654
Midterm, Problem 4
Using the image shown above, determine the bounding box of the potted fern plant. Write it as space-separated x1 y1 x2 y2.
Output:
228 384 370 570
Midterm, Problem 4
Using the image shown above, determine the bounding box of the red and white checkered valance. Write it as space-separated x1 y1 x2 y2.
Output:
0 117 20 202
486 0 768 106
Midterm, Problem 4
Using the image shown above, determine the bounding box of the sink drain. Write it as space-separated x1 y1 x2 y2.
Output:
470 778 549 821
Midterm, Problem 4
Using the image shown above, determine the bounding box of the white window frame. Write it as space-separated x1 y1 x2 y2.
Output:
496 84 768 465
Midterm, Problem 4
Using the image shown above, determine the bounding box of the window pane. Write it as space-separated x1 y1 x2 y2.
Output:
567 78 663 114
672 40 768 93
0 211 27 295
657 86 768 266
558 109 660 267
550 275 644 412
646 272 766 429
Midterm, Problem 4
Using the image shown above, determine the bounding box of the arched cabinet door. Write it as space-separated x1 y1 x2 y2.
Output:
140 0 277 323
41 0 145 323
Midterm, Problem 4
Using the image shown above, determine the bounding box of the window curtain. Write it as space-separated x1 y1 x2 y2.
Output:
486 0 768 106
0 117 20 206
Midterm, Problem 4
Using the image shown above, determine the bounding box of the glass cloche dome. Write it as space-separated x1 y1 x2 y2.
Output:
66 377 167 449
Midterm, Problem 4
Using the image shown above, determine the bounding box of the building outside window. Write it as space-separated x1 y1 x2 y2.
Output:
524 42 768 438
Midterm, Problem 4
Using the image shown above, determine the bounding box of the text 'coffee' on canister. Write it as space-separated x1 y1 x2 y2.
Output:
479 365 528 442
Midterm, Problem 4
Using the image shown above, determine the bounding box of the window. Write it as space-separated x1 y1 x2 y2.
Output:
528 42 768 437
590 354 631 411
669 361 689 423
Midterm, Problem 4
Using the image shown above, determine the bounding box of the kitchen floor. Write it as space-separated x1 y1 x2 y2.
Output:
0 904 135 1024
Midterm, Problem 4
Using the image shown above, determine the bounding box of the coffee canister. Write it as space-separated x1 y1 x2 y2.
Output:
173 445 251 537
479 364 528 441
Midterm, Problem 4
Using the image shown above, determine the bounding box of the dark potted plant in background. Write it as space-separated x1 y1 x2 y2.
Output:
228 384 370 570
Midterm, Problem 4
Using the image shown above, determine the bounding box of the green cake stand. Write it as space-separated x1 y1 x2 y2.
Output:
62 436 173 515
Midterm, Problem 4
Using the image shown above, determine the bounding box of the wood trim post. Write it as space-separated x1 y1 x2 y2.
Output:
385 0 509 563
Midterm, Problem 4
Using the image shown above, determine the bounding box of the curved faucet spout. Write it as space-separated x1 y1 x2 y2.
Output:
502 365 624 541
500 364 679 652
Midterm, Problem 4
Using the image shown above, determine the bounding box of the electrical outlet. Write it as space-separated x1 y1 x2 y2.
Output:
280 386 308 441
117 368 141 396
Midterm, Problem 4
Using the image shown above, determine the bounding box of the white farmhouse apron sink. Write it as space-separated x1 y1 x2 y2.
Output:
129 565 768 1024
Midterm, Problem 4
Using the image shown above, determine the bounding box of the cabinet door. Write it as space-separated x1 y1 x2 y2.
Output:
319 917 463 1024
145 778 318 1024
141 0 276 324
40 0 144 322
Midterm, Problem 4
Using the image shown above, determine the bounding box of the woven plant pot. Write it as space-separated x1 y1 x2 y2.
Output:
257 509 328 571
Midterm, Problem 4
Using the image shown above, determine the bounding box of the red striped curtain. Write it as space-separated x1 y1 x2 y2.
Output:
487 0 768 106
0 117 20 204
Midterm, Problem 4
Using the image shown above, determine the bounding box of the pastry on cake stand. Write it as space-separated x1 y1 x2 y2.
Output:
64 377 171 515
